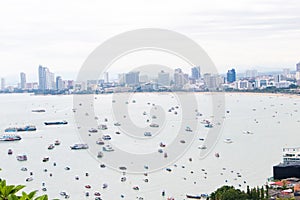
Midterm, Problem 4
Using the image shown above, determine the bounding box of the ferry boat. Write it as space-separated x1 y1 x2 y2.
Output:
0 135 21 141
282 147 300 164
5 125 36 132
44 120 68 125
17 154 27 161
70 144 89 150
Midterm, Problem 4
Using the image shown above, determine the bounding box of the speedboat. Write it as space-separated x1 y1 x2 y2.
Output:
102 145 114 152
70 144 89 150
224 138 233 143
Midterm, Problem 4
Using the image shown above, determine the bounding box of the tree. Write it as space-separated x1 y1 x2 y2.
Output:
0 179 48 200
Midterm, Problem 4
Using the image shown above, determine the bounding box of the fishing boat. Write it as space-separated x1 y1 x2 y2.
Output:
44 120 68 125
0 135 21 141
5 125 36 132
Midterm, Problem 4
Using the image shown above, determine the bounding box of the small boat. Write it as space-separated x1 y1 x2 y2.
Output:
114 122 121 126
44 120 68 125
215 153 220 158
32 109 46 113
243 130 253 134
186 194 201 199
132 186 139 191
17 154 27 161
98 124 108 130
5 125 36 132
48 144 55 150
8 149 13 155
88 128 98 133
97 152 103 158
198 145 207 150
160 142 166 147
42 157 49 162
119 166 127 170
224 138 233 143
205 123 213 128
96 139 105 145
144 132 152 137
185 126 192 132
54 140 61 145
70 144 89 150
0 135 21 141
20 167 27 171
150 123 159 128
102 145 114 152
102 135 111 140
121 177 126 182
26 177 33 182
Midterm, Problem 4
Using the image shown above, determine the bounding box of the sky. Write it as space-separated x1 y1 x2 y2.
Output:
1 0 300 84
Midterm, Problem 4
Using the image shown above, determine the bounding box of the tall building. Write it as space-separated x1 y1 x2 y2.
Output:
56 76 63 90
38 65 55 91
125 72 140 85
157 70 170 86
191 66 201 80
174 68 188 89
104 72 109 83
1 78 5 90
227 68 236 83
20 72 26 89
297 62 300 72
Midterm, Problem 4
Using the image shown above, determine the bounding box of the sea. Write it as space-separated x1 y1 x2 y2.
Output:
0 92 299 200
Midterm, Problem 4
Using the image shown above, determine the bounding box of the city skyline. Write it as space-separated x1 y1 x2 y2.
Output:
1 0 300 84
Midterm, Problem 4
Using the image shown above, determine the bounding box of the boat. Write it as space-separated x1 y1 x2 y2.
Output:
96 139 105 145
160 142 166 147
88 128 98 133
8 149 13 155
114 122 121 126
97 152 103 158
98 124 108 130
102 135 111 140
17 154 27 161
243 130 253 134
215 153 220 158
42 157 49 162
205 123 213 128
54 140 60 145
198 145 207 150
32 109 46 112
70 144 89 150
186 194 201 199
185 126 192 132
144 132 152 137
0 135 21 141
224 138 233 143
44 120 68 125
102 145 114 152
150 123 159 128
48 144 55 150
26 177 33 182
5 125 36 132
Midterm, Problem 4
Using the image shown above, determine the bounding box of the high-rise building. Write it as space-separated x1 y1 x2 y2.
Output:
283 68 290 77
38 65 55 91
174 68 188 89
20 72 26 89
191 66 201 80
56 76 63 90
227 68 236 83
157 70 170 86
125 72 140 86
1 78 5 90
297 62 300 72
104 72 109 83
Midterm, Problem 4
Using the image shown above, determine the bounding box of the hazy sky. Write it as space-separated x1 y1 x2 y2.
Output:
1 0 300 84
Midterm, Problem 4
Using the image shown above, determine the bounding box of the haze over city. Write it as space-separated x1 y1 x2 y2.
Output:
1 0 300 84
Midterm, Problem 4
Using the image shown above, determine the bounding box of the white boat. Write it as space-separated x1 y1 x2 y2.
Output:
70 144 89 150
96 139 105 145
103 145 114 152
224 138 233 143
102 135 111 140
